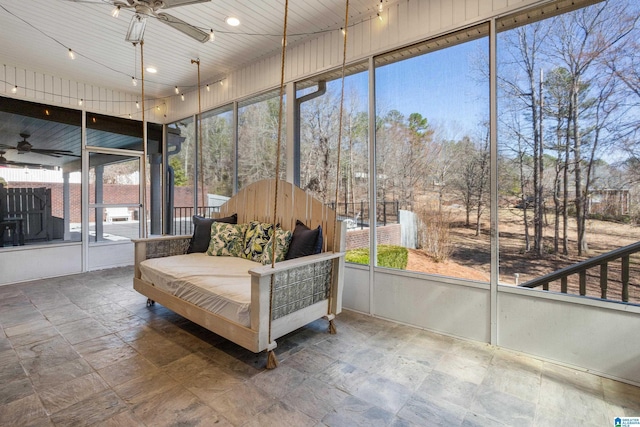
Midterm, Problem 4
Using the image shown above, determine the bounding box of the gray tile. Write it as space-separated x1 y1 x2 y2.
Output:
322 395 396 427
0 349 27 384
113 370 181 405
39 372 109 414
56 317 112 345
129 384 230 427
282 377 350 420
251 365 307 399
416 370 479 409
28 357 95 390
435 352 490 385
97 353 158 388
0 377 34 405
314 360 370 394
245 401 317 427
207 382 278 426
49 389 128 427
350 373 414 414
0 393 49 427
16 336 83 377
377 354 434 390
39 304 90 325
282 346 337 374
470 387 536 427
397 394 467 427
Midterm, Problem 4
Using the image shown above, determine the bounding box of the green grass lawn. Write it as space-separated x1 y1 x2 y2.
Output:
345 245 408 269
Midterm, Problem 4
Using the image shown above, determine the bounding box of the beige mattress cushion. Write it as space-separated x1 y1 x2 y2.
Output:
139 253 261 327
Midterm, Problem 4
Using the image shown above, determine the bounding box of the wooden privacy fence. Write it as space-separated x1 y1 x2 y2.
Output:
1 185 54 242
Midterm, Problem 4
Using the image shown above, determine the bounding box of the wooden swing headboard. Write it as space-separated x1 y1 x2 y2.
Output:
214 179 340 253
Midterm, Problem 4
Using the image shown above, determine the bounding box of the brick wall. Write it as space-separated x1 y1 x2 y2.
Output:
346 224 401 250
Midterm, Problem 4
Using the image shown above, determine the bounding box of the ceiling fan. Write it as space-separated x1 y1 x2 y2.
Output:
113 0 212 43
0 151 56 170
0 133 78 158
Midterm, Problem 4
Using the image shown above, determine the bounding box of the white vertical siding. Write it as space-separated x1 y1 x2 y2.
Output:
1 65 165 123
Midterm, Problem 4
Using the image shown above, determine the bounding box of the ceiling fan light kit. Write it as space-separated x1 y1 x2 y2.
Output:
126 14 147 43
115 0 211 43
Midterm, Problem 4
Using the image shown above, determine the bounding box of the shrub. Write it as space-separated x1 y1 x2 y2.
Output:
346 245 408 269
418 207 453 262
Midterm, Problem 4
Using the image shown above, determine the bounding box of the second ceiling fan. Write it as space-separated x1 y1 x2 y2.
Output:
0 133 78 158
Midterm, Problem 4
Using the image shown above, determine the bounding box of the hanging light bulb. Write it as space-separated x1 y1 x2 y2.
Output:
206 84 210 92
219 80 224 86
180 93 185 101
377 12 383 21
378 0 384 13
68 48 75 60
129 113 132 119
341 27 346 36
111 5 121 18
136 101 140 109
132 76 138 86
174 86 179 94
11 85 17 94
209 29 215 42
78 98 83 106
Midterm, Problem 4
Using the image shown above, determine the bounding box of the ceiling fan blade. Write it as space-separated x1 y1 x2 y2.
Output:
29 149 79 158
155 12 209 43
161 0 210 9
1 160 56 170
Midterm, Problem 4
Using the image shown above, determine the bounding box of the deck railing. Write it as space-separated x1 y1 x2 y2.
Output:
519 241 640 303
172 206 220 235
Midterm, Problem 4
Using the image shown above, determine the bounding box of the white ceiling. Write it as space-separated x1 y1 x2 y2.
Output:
0 0 384 99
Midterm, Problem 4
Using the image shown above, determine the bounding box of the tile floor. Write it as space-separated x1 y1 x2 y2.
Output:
0 266 638 426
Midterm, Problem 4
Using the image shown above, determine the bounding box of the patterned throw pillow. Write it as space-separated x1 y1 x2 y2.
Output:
260 228 293 265
206 222 247 257
242 221 275 262
187 213 237 253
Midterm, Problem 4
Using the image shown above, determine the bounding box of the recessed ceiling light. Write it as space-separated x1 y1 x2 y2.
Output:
146 67 157 73
225 16 240 26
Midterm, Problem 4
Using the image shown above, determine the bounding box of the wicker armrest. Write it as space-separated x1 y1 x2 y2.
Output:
249 252 345 321
134 235 192 260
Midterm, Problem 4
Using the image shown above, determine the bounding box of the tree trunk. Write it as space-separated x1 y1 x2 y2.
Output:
572 81 588 255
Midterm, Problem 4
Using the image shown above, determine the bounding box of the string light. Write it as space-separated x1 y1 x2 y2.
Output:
128 113 132 119
136 101 140 109
68 48 75 60
174 86 179 94
378 0 384 13
209 30 215 42
111 5 120 18
78 98 83 106
378 12 383 21
11 85 17 94
219 80 224 86
206 84 210 92
132 76 137 86
180 93 185 101
341 27 346 36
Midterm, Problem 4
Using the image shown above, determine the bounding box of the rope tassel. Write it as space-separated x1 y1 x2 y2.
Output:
329 319 337 334
266 350 279 369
